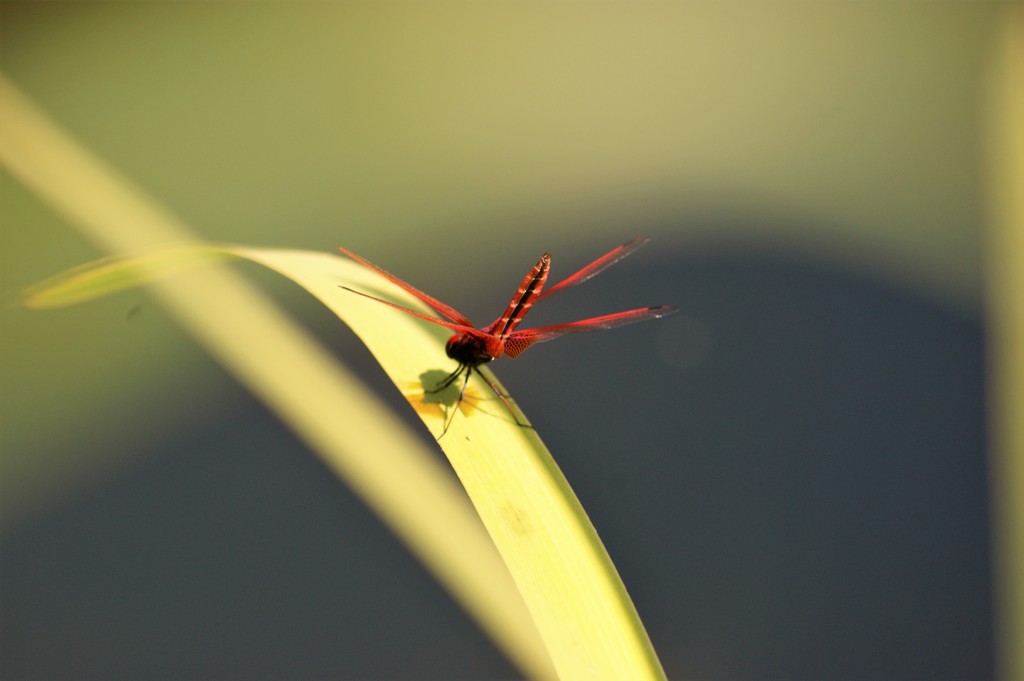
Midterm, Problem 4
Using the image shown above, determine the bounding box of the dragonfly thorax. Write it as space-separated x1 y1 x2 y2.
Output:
445 333 495 368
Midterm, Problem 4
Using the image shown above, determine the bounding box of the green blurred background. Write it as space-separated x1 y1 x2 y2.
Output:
1 2 1008 679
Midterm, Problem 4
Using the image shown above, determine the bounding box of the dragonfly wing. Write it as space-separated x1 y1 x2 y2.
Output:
338 246 474 327
503 305 677 358
341 287 489 339
538 236 650 300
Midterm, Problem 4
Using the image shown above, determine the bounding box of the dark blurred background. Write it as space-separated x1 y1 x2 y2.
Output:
1 3 1005 679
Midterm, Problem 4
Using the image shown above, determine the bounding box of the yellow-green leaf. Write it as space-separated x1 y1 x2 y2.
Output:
24 242 668 680
20 243 239 309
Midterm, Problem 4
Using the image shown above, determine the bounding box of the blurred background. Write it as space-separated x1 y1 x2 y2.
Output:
0 2 1011 679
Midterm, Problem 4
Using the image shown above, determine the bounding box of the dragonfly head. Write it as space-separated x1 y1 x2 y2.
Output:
445 333 494 368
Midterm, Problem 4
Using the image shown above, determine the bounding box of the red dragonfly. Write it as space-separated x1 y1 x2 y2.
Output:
338 236 677 435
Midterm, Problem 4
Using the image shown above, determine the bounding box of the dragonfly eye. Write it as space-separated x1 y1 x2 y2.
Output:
445 334 491 367
444 334 461 356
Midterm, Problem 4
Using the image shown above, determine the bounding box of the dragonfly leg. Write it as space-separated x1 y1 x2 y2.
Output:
431 364 534 438
427 364 467 394
476 369 534 431
438 368 474 438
